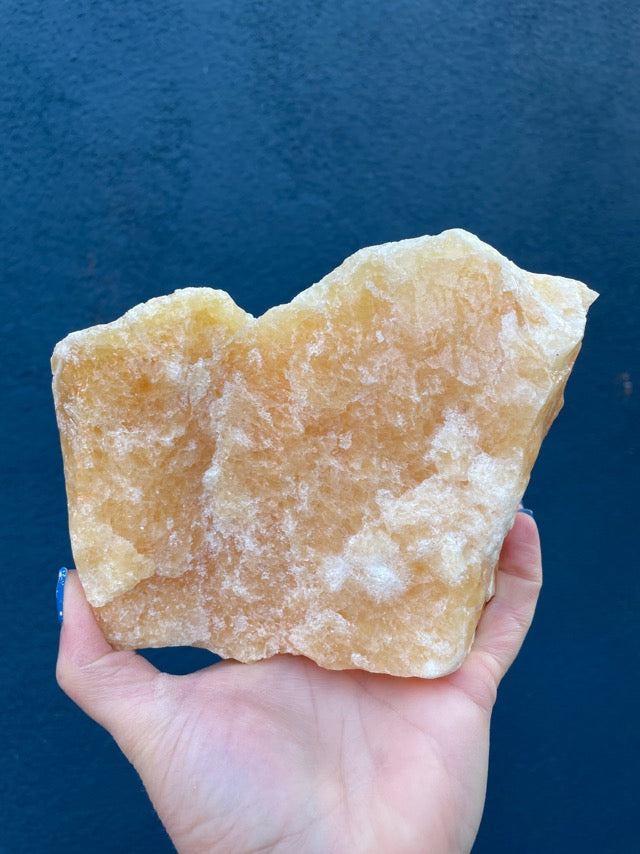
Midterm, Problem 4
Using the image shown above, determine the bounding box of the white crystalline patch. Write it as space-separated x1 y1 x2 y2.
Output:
233 615 249 632
499 310 520 349
164 358 186 383
306 335 326 358
377 411 523 587
431 599 447 617
288 608 351 652
303 608 351 632
338 431 352 450
417 632 454 658
456 350 481 386
361 560 406 601
505 375 546 409
427 410 479 478
358 366 378 385
305 608 351 634
322 528 408 602
524 273 594 361
408 524 469 585
434 532 468 584
281 507 298 540
323 555 350 593
247 348 263 368
201 460 221 491
231 428 252 448
375 329 385 343
296 480 310 512
120 483 143 504
351 652 373 669
468 452 521 506
107 422 186 456
187 359 211 406
364 278 388 300
256 401 274 425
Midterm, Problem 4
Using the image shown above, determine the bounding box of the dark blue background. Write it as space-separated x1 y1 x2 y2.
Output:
2 1 638 851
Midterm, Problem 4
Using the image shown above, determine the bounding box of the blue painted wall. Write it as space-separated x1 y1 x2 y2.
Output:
2 1 638 851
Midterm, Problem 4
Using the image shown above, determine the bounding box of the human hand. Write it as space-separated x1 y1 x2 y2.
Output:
56 510 541 854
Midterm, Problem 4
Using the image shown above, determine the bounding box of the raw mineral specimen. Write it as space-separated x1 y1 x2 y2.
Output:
52 230 597 677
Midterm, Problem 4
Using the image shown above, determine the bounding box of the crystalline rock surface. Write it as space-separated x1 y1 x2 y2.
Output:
52 230 597 677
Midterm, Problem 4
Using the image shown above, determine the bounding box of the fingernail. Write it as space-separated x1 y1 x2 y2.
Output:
56 567 67 624
518 506 535 518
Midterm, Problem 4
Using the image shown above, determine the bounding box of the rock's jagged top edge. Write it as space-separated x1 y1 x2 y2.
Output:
51 285 248 366
51 229 598 365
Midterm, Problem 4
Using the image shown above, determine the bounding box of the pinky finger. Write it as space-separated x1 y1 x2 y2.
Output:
468 510 543 688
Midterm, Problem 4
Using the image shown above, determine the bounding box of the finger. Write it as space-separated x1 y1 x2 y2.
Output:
56 569 164 758
468 510 542 687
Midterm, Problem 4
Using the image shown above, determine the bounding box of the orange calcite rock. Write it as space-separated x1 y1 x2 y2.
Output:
52 230 597 677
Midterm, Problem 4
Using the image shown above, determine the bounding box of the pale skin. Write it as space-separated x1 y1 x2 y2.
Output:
56 511 541 854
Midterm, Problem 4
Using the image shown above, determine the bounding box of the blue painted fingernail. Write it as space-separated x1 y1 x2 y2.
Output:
56 567 67 624
518 507 535 518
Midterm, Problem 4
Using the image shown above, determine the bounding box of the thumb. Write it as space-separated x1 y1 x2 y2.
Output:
56 569 164 759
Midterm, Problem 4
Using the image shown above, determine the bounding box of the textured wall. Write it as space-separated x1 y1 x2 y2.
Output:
2 1 638 851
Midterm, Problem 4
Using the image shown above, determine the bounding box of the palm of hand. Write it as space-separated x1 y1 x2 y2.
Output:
128 652 494 854
58 513 540 854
